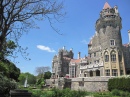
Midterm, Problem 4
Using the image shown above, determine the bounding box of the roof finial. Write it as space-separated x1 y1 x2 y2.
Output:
103 2 111 9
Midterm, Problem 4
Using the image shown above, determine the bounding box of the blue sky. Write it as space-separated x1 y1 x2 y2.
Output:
12 0 130 75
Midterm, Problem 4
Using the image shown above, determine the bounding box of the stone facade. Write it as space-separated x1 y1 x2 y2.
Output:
49 2 130 92
52 2 130 79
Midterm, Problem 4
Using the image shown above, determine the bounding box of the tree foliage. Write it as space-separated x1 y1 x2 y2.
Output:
0 0 65 59
44 71 51 79
0 59 20 81
35 66 50 78
108 77 130 92
18 72 36 85
0 74 17 97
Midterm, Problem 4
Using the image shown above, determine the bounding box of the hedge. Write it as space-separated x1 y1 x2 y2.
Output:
108 77 130 92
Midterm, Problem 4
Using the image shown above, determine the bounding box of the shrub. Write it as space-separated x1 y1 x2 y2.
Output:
0 74 17 97
111 89 120 96
108 77 130 92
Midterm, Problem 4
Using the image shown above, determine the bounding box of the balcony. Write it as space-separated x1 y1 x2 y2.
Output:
80 66 87 69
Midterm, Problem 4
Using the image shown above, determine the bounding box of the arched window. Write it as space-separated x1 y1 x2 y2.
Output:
111 50 116 62
104 51 109 62
96 70 100 76
90 71 93 77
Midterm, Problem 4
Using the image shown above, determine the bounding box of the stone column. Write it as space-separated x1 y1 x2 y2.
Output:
87 72 90 77
93 71 96 76
116 50 120 76
109 51 112 76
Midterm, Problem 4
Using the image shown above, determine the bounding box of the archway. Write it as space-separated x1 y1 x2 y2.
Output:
84 71 87 77
96 70 100 76
90 70 93 77
127 70 130 74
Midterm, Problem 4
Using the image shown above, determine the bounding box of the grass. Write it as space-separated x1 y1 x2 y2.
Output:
17 85 130 97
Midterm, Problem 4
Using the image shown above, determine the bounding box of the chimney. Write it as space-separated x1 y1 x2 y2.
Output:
128 30 130 44
78 52 81 59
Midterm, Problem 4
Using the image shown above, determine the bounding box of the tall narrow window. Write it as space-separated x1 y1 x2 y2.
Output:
112 69 118 76
94 52 96 57
105 70 110 76
90 54 91 58
105 55 109 62
104 51 109 62
69 66 75 78
111 51 116 62
111 54 116 62
110 39 115 46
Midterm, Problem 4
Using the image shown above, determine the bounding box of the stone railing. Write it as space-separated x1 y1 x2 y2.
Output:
80 62 104 69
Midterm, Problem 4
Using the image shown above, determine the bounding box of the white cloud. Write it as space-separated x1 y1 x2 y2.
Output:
37 45 56 53
81 40 88 44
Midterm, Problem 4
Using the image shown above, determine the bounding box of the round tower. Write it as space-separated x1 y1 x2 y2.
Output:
95 2 122 50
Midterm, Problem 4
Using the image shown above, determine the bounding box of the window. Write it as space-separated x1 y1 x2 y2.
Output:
120 70 123 75
94 61 96 64
69 66 75 78
111 54 116 62
105 55 109 62
58 67 61 71
105 70 110 76
90 54 91 58
112 69 118 76
94 53 96 57
118 54 122 62
110 40 115 46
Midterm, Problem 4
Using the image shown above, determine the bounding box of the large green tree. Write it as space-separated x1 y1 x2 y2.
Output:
0 59 20 81
0 0 65 59
18 72 36 85
44 71 51 79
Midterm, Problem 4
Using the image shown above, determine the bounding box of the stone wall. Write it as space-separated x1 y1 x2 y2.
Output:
70 77 114 92
46 77 114 92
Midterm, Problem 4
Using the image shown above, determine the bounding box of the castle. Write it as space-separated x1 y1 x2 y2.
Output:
51 2 130 79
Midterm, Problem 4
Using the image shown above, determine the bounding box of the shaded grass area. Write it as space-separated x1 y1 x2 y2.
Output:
18 86 130 97
93 89 130 97
30 88 90 97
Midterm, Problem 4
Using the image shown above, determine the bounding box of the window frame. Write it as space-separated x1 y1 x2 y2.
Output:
112 69 118 76
111 54 116 62
105 69 110 76
110 39 115 46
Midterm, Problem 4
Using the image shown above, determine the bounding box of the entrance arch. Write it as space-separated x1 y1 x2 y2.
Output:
84 71 87 77
90 70 93 77
96 70 100 76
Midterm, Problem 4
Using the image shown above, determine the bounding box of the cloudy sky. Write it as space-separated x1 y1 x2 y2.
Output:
12 0 130 75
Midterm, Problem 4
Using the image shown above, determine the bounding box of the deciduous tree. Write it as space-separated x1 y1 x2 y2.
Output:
35 66 50 78
0 0 65 59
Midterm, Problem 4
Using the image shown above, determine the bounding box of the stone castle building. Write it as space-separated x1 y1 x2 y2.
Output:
51 2 130 79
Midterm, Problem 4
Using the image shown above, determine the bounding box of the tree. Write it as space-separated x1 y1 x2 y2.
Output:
0 59 20 81
18 72 36 85
44 71 51 79
35 66 50 78
0 0 65 59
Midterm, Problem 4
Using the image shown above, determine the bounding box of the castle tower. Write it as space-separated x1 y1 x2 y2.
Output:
88 2 126 76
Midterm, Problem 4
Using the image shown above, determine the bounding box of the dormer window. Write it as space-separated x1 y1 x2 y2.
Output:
110 39 115 46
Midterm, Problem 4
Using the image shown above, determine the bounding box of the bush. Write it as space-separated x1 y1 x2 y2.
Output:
111 89 120 96
108 77 130 92
0 74 17 97
30 88 88 97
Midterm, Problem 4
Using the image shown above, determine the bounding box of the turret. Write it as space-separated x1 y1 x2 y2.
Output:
94 2 123 50
96 2 122 31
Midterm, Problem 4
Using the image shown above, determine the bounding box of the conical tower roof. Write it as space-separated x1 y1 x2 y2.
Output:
103 2 111 9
